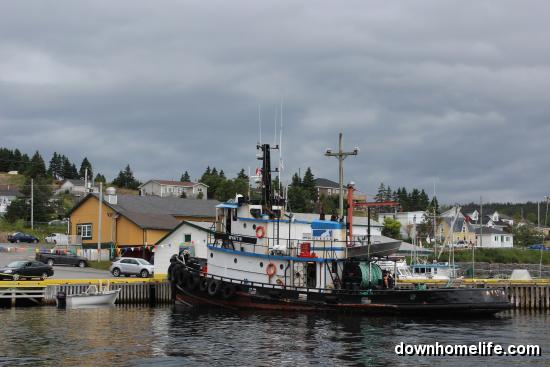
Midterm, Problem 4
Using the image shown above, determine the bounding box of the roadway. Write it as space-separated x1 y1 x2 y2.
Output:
0 243 115 279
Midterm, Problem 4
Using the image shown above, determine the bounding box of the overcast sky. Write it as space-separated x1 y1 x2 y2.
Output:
1 1 549 203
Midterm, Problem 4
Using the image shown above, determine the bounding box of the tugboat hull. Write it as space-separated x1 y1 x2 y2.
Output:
172 270 512 316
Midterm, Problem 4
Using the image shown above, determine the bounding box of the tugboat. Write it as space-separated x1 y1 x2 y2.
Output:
170 143 511 316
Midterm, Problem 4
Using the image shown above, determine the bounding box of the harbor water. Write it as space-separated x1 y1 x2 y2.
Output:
0 306 547 366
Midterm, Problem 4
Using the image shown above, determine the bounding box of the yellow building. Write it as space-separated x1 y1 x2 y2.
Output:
68 189 218 253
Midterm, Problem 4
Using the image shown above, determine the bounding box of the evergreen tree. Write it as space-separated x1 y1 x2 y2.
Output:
79 157 93 180
375 183 386 202
180 171 191 182
237 169 248 180
409 188 420 211
13 149 23 171
94 173 106 183
302 167 315 194
0 148 14 172
418 189 430 210
5 176 53 223
26 151 47 178
291 173 301 187
112 164 140 189
48 152 63 179
219 169 225 179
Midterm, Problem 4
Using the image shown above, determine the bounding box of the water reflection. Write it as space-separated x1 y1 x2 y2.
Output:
0 307 547 367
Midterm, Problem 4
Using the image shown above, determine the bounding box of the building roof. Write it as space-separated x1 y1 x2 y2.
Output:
62 179 87 186
313 178 340 188
155 220 215 245
474 227 509 235
139 180 206 188
69 193 219 230
0 188 22 197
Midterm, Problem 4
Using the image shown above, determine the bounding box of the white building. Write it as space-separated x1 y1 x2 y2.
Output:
474 227 513 248
378 211 427 239
56 179 99 196
154 220 214 275
139 180 208 199
0 186 22 216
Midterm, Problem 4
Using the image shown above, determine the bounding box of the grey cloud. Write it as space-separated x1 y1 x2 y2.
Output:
1 1 549 203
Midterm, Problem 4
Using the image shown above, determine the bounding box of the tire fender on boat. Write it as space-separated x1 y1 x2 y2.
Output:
199 278 210 292
221 284 236 299
185 274 200 291
208 280 221 296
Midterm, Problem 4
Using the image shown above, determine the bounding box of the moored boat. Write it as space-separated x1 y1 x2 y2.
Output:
169 143 512 316
57 285 120 308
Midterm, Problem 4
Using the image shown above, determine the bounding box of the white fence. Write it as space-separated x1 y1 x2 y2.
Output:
78 249 111 261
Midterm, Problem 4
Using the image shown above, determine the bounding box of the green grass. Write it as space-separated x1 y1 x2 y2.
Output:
87 261 112 271
425 248 550 265
0 173 26 187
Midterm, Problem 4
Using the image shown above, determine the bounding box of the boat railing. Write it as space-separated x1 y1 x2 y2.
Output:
208 232 349 258
182 264 377 296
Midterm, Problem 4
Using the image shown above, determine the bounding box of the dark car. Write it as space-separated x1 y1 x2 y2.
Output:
36 251 89 267
527 244 550 251
0 260 54 280
7 232 40 243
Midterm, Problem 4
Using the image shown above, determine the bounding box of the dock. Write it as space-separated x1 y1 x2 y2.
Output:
0 278 172 307
2 278 550 310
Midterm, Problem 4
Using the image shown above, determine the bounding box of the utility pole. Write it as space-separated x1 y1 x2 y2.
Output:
98 182 103 263
324 132 359 218
30 179 34 230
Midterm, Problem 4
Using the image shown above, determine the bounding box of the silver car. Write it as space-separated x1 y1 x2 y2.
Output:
110 257 154 278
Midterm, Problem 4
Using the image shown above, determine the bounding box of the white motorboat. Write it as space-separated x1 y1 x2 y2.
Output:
57 285 120 308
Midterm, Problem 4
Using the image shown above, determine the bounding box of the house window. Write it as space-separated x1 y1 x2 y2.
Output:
494 236 498 241
77 223 93 240
184 234 192 242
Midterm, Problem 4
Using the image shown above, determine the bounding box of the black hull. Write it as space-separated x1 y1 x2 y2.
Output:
171 269 512 317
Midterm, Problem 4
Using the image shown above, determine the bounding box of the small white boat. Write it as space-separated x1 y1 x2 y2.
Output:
57 285 120 308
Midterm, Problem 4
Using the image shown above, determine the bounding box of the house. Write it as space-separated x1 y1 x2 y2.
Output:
474 227 513 248
139 180 208 199
68 187 219 255
439 216 477 245
154 220 214 275
314 178 347 198
313 178 367 205
56 179 99 196
378 211 427 239
0 185 22 216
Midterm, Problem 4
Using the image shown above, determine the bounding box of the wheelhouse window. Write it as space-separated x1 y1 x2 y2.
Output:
77 223 93 240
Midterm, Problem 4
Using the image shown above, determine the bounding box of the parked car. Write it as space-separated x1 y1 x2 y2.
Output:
36 250 89 267
44 233 69 245
0 260 54 280
527 244 550 251
7 232 40 243
110 257 154 278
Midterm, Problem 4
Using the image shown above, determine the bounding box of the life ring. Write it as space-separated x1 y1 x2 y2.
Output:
266 263 277 278
256 226 265 239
